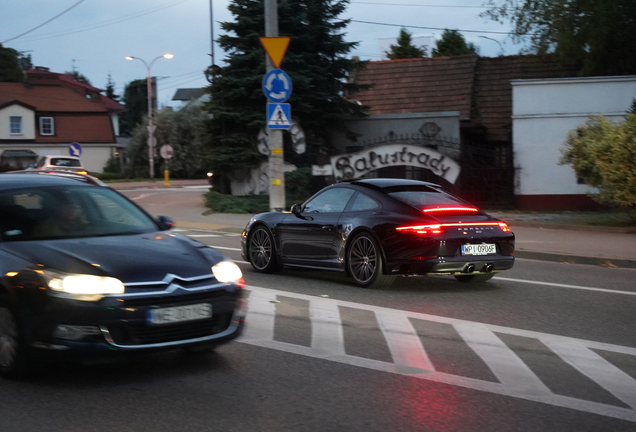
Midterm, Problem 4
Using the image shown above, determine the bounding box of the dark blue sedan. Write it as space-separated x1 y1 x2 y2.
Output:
0 173 244 378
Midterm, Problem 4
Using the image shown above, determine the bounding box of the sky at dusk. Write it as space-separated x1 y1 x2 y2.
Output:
2 0 523 108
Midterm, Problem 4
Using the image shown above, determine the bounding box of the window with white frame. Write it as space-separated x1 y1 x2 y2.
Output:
39 117 55 136
10 116 22 135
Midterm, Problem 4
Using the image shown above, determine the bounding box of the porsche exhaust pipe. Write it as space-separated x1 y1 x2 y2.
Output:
465 264 475 273
484 263 494 272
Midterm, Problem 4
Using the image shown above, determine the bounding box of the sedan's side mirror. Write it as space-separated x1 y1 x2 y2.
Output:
291 204 302 216
157 215 175 230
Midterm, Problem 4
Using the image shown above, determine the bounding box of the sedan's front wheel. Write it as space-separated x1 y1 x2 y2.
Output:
347 233 394 289
248 226 280 273
0 297 30 379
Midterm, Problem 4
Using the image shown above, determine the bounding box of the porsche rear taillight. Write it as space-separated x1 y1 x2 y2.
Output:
395 224 446 235
397 221 512 234
498 222 511 232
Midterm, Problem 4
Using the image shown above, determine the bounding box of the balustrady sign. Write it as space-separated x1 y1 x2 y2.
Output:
330 144 461 184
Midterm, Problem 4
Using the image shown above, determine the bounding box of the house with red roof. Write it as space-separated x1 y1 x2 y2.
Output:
0 67 124 172
330 54 592 209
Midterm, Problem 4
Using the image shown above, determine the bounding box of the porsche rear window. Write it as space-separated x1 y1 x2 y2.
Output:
388 190 464 208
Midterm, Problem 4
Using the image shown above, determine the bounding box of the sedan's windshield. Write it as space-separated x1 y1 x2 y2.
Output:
0 185 158 241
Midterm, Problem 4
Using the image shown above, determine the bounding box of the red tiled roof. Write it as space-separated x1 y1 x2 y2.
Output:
351 54 579 142
42 115 115 143
0 83 108 112
352 55 479 119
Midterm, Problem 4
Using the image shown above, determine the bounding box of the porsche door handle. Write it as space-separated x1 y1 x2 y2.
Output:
322 225 335 231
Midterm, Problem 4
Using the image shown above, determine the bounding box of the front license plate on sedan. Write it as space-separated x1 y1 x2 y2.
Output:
461 244 496 256
147 303 212 325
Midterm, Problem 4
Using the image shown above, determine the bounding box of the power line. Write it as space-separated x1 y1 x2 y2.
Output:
2 0 86 44
350 19 524 35
8 0 192 44
350 2 487 8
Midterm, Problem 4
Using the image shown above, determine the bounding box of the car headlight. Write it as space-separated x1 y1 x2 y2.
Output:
212 261 243 285
44 271 125 301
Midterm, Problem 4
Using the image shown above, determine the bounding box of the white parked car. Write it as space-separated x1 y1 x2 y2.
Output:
32 155 88 174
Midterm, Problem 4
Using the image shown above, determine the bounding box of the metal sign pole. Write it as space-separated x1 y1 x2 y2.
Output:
265 0 285 212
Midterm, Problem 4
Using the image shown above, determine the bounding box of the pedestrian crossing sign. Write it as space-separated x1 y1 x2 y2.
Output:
267 103 291 130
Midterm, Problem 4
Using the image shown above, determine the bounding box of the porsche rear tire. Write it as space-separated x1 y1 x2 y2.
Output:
347 233 394 289
248 226 280 273
454 273 495 283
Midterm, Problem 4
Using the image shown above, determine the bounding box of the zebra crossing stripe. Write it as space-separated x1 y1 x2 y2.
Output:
542 339 636 409
376 309 434 374
241 289 276 342
309 297 346 357
453 322 552 397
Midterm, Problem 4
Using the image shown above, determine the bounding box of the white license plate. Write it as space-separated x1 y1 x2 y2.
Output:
461 243 496 256
147 303 212 325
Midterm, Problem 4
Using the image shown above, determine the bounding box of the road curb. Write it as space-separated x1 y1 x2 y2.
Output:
515 250 636 269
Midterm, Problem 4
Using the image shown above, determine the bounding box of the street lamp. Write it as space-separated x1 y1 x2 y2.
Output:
125 53 174 179
478 36 504 56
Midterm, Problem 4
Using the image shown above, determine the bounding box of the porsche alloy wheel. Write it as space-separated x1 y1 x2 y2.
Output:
347 234 393 289
249 226 279 273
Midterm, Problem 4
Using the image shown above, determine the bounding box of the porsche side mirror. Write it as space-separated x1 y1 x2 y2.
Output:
157 215 175 230
291 204 302 216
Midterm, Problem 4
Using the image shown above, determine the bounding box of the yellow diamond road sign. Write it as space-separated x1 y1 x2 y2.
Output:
260 37 290 69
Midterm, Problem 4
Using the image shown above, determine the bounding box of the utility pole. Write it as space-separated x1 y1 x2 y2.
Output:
264 0 285 212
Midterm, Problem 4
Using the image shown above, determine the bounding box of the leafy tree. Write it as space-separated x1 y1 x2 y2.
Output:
65 70 92 85
119 79 147 137
559 114 636 222
124 105 208 179
432 29 477 57
204 0 368 184
481 0 636 76
105 73 120 102
385 28 426 60
17 52 32 71
0 44 24 82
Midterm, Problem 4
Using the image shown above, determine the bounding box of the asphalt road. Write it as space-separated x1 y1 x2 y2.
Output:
2 186 634 432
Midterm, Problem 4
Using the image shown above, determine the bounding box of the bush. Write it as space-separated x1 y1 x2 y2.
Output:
560 113 636 223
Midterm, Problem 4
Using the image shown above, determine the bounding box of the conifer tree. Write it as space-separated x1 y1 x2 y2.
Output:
204 0 368 180
386 28 426 60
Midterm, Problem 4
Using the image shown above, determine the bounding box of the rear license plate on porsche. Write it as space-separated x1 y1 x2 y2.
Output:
461 244 496 256
147 303 212 325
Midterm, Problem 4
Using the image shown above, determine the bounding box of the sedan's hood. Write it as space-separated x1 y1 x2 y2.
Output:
4 232 225 283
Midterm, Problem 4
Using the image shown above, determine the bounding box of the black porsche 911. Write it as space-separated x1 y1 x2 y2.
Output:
241 178 515 288
0 173 244 378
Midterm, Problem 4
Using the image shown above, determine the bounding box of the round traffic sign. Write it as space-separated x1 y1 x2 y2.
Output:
262 69 292 103
69 142 82 157
160 145 174 159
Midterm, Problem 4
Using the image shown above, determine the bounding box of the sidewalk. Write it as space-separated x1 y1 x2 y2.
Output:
110 181 636 270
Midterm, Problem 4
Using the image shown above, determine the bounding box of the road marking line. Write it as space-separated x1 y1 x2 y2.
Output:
376 309 434 373
454 322 551 397
495 276 636 296
309 297 345 357
542 339 636 409
241 290 276 342
187 234 221 238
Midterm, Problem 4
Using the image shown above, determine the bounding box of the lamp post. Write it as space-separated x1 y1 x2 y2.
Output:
125 53 174 179
478 36 503 56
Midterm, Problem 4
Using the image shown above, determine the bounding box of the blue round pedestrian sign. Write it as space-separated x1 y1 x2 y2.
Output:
69 142 82 157
262 69 292 103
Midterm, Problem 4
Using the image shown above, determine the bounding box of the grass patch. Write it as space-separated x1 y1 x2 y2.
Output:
203 191 311 214
486 209 634 227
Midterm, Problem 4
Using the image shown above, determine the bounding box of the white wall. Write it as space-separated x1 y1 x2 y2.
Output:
0 105 36 140
512 76 636 196
3 144 116 173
